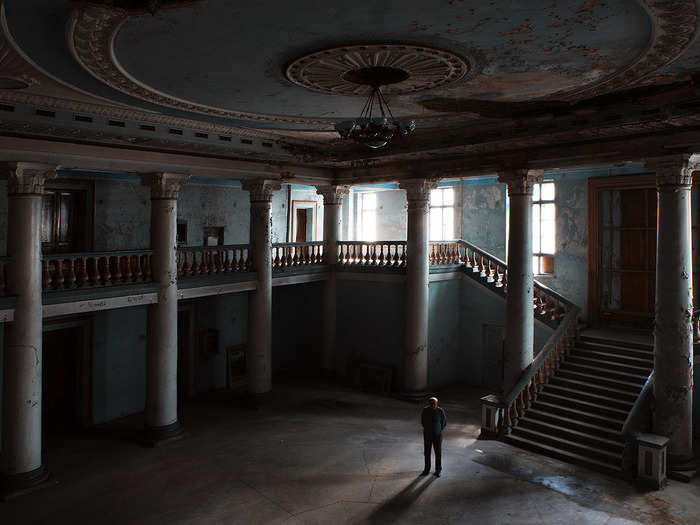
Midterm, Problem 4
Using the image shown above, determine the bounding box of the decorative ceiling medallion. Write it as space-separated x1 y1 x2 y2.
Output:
285 44 470 96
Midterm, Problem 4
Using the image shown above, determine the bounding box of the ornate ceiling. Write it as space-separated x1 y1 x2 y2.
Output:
2 0 700 178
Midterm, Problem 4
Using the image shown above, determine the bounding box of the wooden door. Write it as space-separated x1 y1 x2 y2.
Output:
589 175 657 327
295 209 308 242
41 188 87 254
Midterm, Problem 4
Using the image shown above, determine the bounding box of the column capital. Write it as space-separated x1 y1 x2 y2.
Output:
241 179 282 203
2 162 57 195
645 154 694 188
316 184 349 205
399 178 438 201
497 169 544 196
141 172 189 199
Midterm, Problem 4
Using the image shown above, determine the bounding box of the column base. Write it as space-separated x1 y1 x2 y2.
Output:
140 420 185 447
0 465 53 501
669 455 698 482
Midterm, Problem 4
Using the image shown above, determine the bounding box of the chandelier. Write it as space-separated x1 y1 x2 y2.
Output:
334 67 416 149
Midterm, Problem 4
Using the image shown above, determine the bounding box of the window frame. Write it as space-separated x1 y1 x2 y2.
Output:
429 187 455 241
532 181 556 276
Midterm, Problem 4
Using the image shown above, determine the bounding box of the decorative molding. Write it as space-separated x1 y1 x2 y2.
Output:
141 172 189 199
498 169 544 196
399 179 438 212
241 180 282 203
561 0 698 101
645 154 693 187
2 162 57 195
316 185 349 205
68 5 329 125
285 44 470 96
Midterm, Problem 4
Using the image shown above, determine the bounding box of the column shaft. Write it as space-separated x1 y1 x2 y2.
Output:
499 170 542 392
1 163 54 485
243 180 280 395
317 185 348 372
400 180 436 393
650 157 694 465
142 172 188 436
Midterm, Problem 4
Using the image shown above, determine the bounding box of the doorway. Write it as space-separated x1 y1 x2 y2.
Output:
290 200 317 242
42 320 91 434
588 175 657 327
295 209 308 242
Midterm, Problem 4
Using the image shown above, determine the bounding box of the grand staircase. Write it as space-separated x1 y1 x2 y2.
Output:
504 331 654 475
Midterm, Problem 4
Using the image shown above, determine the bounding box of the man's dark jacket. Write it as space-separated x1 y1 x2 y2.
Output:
421 406 447 436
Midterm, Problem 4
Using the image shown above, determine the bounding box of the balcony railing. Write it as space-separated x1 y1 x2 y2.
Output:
42 250 153 291
338 241 407 267
272 242 324 269
177 245 251 277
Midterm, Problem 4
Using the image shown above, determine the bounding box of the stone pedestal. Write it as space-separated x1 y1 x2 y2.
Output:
636 433 670 489
242 180 281 395
646 156 695 472
399 179 437 394
141 172 188 442
0 162 56 495
317 185 349 373
498 169 543 392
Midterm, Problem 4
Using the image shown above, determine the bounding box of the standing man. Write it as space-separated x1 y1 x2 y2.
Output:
421 396 447 477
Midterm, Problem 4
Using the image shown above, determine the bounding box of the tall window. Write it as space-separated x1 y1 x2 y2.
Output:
532 181 555 275
359 192 377 241
429 187 454 240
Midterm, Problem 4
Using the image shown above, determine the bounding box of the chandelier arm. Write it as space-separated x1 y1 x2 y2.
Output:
377 87 395 122
359 88 373 120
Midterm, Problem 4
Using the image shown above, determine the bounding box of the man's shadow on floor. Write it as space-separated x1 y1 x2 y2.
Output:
362 474 437 524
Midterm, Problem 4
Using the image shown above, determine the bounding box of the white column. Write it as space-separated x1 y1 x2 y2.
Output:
0 162 55 491
141 172 188 441
498 169 543 392
646 155 695 469
242 180 281 395
399 179 437 394
316 185 349 372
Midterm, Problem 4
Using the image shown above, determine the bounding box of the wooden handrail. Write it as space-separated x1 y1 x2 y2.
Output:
622 370 655 437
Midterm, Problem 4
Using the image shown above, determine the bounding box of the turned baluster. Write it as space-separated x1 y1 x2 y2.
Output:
223 249 231 272
42 260 51 290
112 255 122 283
78 257 88 286
273 247 280 268
182 251 190 276
65 258 76 289
121 255 131 283
203 250 212 274
191 251 200 275
176 251 182 277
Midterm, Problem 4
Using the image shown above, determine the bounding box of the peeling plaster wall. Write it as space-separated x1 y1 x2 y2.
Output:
461 178 507 259
376 190 407 241
178 185 249 245
92 306 148 424
272 282 323 375
95 181 151 251
428 280 461 388
194 293 248 391
336 279 405 389
271 187 288 243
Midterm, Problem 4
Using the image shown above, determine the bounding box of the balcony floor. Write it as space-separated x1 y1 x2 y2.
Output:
2 381 699 524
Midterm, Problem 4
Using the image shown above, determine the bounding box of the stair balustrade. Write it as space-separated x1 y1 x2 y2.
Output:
42 250 153 290
429 241 461 265
271 242 324 269
177 245 251 277
337 241 407 267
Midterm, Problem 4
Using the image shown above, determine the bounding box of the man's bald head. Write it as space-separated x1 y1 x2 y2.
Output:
429 397 438 409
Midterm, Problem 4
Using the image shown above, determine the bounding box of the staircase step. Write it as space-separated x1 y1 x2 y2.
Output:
525 408 624 442
576 340 653 360
517 416 625 454
537 391 630 420
555 369 644 393
531 401 625 430
568 348 653 369
511 425 623 464
504 433 623 476
565 355 652 376
544 384 634 412
579 334 652 352
559 362 648 383
548 376 638 402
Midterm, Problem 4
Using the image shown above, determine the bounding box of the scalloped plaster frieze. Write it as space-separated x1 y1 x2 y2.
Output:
560 0 698 101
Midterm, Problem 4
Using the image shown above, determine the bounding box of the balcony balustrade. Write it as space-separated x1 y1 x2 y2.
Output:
42 250 153 291
177 245 251 277
272 242 324 269
337 241 407 267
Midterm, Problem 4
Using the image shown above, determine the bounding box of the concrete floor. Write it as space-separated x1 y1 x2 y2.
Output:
1 382 699 525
